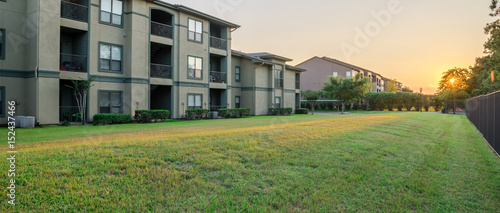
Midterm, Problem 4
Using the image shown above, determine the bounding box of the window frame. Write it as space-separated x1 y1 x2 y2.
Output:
0 87 5 117
0 28 5 60
187 55 203 80
235 96 241 109
275 97 281 108
235 66 241 82
188 18 203 43
99 0 124 27
346 71 352 78
98 42 123 73
98 90 123 114
187 93 203 110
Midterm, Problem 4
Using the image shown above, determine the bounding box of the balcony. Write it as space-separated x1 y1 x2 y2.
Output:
60 53 87 73
151 21 173 39
61 0 88 23
275 78 284 89
210 36 227 50
150 63 172 79
210 71 227 84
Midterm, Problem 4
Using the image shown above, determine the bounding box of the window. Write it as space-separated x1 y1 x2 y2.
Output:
346 71 351 78
275 97 281 108
188 94 202 109
333 72 338 78
0 87 4 117
0 29 4 60
275 65 283 88
235 66 241 82
295 73 300 89
99 43 122 72
235 96 241 108
188 56 203 79
99 91 122 114
101 0 123 26
188 19 203 42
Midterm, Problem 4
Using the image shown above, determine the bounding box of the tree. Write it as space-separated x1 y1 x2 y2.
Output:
301 90 321 115
438 67 471 92
467 0 500 95
402 86 413 93
384 79 399 93
65 76 96 124
323 74 373 113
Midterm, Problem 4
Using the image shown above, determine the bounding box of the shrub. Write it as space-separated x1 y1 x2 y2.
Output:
93 113 131 125
269 108 293 116
135 110 170 123
296 108 309 114
185 109 210 120
217 108 251 118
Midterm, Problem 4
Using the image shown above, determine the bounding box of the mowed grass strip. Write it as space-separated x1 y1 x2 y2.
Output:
1 113 499 212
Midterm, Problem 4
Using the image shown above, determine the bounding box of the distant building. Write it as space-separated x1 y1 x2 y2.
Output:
296 57 402 92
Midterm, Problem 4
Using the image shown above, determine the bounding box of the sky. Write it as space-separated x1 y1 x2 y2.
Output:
162 0 495 94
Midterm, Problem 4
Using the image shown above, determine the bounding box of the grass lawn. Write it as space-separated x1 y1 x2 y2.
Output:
1 113 499 212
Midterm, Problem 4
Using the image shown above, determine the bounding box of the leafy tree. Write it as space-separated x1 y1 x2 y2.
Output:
438 67 471 92
384 79 399 93
402 86 413 93
65 76 96 124
323 74 373 113
301 90 321 115
467 0 500 95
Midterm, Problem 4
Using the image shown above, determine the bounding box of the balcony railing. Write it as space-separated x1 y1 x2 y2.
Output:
151 21 173 39
61 1 88 22
210 36 227 50
275 78 284 89
60 53 87 72
150 63 172 79
210 71 227 84
296 81 300 89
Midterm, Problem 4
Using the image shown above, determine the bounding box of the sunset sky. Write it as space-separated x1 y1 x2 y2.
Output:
163 0 495 94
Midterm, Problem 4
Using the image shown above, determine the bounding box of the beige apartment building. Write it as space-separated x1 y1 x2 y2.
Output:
297 56 402 92
0 0 304 125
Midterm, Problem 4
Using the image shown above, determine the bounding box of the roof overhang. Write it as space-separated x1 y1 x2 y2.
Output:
151 0 241 29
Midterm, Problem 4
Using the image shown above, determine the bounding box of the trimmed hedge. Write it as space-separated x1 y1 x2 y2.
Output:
185 109 210 120
93 113 131 125
218 108 251 118
135 110 170 123
269 108 293 116
296 108 309 114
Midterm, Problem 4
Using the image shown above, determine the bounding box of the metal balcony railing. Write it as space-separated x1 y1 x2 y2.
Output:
151 21 173 39
210 36 227 50
61 1 88 22
150 63 172 79
60 53 87 72
275 78 284 89
210 71 227 84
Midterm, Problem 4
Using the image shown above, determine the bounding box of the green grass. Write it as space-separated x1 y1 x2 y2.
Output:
1 113 499 212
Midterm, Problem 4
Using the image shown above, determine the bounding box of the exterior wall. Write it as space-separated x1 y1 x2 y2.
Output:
298 57 357 91
0 0 301 124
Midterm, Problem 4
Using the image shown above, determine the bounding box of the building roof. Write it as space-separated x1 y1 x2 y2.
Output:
150 0 241 29
247 52 293 62
231 50 306 72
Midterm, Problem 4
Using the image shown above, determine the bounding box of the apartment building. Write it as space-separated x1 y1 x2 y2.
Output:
0 0 303 125
296 56 402 92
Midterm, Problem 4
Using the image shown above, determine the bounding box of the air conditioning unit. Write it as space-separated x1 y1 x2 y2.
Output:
13 116 35 128
21 116 35 128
